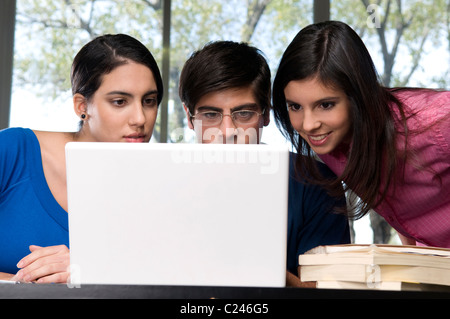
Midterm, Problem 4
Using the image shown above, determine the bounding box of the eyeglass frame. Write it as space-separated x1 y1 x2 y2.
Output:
188 108 266 127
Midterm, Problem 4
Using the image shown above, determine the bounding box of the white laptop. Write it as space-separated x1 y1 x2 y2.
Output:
66 142 289 287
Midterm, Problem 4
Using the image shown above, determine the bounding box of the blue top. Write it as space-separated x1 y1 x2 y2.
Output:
286 152 350 275
0 128 69 274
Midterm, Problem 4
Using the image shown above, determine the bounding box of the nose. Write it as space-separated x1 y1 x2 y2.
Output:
301 109 321 133
219 114 238 143
129 102 146 127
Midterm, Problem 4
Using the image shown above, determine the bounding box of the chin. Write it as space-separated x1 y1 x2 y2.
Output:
310 145 335 155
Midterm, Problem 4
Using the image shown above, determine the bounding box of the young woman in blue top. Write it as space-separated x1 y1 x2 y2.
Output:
0 34 163 283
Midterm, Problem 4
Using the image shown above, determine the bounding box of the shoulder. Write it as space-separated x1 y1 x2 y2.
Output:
390 89 450 142
0 127 33 142
33 130 73 146
33 131 74 165
289 152 338 181
288 152 341 204
0 128 65 163
0 127 38 157
391 88 450 115
0 128 39 191
32 130 66 142
289 151 346 214
392 88 449 100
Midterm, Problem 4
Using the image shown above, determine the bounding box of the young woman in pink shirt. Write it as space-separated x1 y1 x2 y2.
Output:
272 21 449 247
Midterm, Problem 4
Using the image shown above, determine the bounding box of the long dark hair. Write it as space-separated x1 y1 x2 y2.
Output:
273 21 408 219
71 34 163 116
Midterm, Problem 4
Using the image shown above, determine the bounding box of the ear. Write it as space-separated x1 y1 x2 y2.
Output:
73 93 88 118
183 103 194 130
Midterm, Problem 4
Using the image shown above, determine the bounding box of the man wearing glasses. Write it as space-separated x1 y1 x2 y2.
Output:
179 41 270 144
178 41 350 286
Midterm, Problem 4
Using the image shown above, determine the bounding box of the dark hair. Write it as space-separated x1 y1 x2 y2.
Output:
71 33 163 105
272 21 408 219
179 41 271 119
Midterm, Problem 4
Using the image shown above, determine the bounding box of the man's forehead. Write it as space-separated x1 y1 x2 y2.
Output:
194 87 259 112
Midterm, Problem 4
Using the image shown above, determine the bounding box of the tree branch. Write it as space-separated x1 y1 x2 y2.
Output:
399 27 430 86
241 0 271 42
362 0 413 86
141 0 162 11
16 13 70 30
64 0 97 37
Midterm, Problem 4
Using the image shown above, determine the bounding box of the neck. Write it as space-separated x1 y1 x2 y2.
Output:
72 129 91 142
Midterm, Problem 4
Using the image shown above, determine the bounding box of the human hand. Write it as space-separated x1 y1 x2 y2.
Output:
0 272 16 281
14 245 70 284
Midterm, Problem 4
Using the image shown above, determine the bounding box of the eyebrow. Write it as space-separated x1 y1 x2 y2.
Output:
315 96 341 104
106 90 158 97
196 103 259 112
286 97 341 106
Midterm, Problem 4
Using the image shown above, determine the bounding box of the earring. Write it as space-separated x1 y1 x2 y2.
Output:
81 114 86 120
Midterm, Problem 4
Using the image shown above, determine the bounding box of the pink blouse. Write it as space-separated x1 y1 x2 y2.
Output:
319 89 450 247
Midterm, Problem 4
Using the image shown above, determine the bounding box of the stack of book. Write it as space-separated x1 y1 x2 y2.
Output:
299 244 450 291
